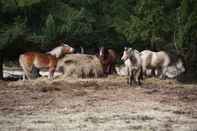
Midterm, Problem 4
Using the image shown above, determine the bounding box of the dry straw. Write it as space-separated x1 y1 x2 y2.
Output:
57 54 104 78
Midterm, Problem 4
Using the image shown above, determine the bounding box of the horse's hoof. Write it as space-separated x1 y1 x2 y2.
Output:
128 83 133 87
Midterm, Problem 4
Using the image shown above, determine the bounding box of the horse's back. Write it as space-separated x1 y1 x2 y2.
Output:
140 50 153 66
140 50 170 68
19 52 37 65
20 52 57 68
155 51 170 66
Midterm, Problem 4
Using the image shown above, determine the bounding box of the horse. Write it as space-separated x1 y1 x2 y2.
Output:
98 47 117 75
121 47 143 86
140 50 170 79
164 58 185 79
19 43 74 80
80 46 84 54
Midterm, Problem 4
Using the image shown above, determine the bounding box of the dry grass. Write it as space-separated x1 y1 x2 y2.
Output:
57 54 104 78
0 77 197 131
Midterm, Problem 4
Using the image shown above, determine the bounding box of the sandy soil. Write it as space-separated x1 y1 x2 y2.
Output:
0 76 197 131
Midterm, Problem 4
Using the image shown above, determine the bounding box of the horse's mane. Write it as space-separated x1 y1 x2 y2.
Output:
100 47 110 60
127 48 140 64
47 46 63 58
134 49 140 55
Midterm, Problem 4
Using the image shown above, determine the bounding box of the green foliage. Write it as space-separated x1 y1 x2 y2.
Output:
0 17 26 49
43 14 56 41
0 0 197 71
16 0 42 7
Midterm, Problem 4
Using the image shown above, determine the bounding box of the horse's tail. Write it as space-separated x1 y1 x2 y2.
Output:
19 54 32 80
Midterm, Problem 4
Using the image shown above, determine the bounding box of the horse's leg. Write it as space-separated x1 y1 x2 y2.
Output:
127 68 131 85
139 67 144 81
127 74 130 85
21 64 32 80
103 65 107 75
134 70 138 85
109 64 113 74
48 68 55 80
107 65 110 74
136 69 142 85
129 74 132 86
158 67 165 79
142 66 147 79
22 72 26 80
109 64 112 74
23 69 32 80
19 55 32 80
107 65 111 74
111 63 116 74
151 68 155 77
31 65 41 79
129 68 134 86
131 70 134 86
133 70 138 86
160 67 167 79
131 70 136 86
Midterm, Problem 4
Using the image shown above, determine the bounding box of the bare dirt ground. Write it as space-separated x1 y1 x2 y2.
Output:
0 75 197 131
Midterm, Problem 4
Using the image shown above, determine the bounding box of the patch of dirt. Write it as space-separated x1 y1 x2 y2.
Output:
0 77 197 131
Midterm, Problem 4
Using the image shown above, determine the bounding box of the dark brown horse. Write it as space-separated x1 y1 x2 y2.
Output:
98 47 117 75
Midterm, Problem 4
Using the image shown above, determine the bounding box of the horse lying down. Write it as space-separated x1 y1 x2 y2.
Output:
164 59 185 78
121 47 143 86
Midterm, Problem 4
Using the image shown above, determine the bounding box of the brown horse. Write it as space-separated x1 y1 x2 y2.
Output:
98 47 117 75
19 44 74 80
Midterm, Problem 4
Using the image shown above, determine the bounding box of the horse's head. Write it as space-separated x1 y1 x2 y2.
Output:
121 47 134 61
47 42 75 58
60 42 75 54
99 47 108 58
176 58 186 73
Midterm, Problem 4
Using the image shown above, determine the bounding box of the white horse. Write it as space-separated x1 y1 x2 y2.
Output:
121 47 143 86
140 50 170 79
165 58 185 78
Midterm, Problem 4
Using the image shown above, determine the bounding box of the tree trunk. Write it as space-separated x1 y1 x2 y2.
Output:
0 50 3 80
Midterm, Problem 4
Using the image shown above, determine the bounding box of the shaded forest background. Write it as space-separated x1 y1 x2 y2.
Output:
0 0 196 79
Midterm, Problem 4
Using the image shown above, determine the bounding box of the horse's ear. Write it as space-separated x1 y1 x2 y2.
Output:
56 39 64 46
60 42 64 46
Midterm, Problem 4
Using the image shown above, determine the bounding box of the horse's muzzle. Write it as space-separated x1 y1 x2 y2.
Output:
121 56 127 61
70 48 75 53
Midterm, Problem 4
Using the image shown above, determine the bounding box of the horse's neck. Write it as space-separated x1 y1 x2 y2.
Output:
47 46 63 58
134 50 140 54
129 56 137 65
103 50 109 60
130 52 141 66
124 58 132 67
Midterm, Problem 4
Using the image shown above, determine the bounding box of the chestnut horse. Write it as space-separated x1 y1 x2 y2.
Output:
19 44 74 80
98 47 117 75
